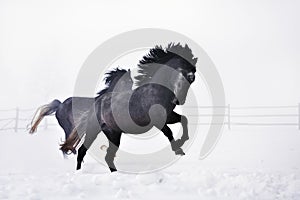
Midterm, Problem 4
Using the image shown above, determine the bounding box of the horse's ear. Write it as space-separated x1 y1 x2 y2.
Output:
128 69 131 72
193 58 198 65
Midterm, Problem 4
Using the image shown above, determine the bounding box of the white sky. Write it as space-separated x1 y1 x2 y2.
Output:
0 0 299 108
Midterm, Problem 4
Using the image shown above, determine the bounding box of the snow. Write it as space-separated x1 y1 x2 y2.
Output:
1 165 300 200
0 126 300 199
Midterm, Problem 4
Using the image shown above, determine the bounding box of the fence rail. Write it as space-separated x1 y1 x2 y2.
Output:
0 104 300 132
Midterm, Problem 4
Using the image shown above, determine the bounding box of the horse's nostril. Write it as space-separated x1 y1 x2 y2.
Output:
188 75 194 82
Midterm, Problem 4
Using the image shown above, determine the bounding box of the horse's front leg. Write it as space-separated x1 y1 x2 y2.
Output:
102 124 122 172
160 125 185 155
167 112 189 148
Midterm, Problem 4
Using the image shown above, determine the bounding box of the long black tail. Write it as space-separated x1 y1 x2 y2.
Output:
29 99 61 133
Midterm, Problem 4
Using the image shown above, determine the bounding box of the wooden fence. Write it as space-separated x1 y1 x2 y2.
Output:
0 104 300 132
0 107 57 132
186 104 300 130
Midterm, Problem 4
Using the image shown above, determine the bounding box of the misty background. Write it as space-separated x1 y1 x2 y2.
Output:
1 0 299 109
0 0 300 173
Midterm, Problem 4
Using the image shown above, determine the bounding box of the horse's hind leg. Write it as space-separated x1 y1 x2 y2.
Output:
76 114 101 170
62 121 76 156
160 125 185 156
77 145 87 170
77 131 99 170
102 125 122 172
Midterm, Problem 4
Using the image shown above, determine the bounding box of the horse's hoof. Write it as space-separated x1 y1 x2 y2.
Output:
109 167 117 173
172 140 182 150
76 162 82 170
175 148 185 156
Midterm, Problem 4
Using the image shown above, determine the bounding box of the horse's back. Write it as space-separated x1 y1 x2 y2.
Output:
97 86 175 134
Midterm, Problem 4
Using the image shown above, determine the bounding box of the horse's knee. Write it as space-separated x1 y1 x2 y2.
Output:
182 135 189 141
181 115 188 125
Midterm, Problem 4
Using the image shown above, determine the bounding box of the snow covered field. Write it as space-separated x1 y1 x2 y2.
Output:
1 126 300 200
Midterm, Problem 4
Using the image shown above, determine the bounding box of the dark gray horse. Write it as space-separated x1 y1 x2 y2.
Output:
61 43 197 172
29 68 133 153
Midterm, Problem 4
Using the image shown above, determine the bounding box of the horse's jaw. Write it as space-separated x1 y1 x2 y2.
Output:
172 96 186 105
173 84 189 105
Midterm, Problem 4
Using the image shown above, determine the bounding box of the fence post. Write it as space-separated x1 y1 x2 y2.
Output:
15 107 19 132
298 103 300 130
227 104 231 130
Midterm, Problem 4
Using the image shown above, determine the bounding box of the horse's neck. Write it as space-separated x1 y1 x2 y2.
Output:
108 81 132 92
150 67 175 92
150 66 189 105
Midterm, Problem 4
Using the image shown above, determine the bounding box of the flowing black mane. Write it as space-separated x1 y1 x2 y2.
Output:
96 68 128 96
134 43 197 87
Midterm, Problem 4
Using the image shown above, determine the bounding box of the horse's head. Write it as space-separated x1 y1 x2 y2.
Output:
165 54 197 105
135 43 197 105
162 43 197 105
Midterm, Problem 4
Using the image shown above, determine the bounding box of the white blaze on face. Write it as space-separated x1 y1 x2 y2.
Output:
173 72 190 104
